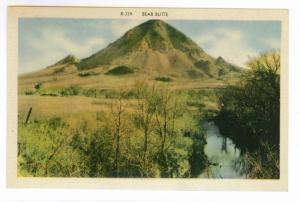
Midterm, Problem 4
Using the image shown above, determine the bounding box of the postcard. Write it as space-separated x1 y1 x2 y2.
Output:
7 6 288 190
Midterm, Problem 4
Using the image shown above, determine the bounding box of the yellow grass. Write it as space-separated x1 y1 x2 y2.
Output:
18 63 238 92
18 95 138 128
18 64 233 129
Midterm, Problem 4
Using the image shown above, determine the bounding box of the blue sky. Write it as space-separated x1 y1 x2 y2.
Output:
19 18 281 73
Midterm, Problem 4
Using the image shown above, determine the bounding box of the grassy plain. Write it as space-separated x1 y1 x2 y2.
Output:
18 64 228 126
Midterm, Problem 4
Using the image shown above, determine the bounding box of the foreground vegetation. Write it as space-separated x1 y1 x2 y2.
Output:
18 82 208 177
18 52 281 179
215 51 280 179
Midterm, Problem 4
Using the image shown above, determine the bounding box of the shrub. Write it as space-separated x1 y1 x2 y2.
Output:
60 85 81 96
24 91 35 95
194 59 210 68
105 65 134 75
78 71 98 77
155 76 173 82
34 82 42 91
18 118 83 177
188 130 208 177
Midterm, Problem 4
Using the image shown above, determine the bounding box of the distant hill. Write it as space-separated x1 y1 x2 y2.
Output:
77 19 241 78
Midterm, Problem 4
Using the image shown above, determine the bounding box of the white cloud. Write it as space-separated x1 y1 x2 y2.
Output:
21 26 107 73
195 28 258 67
20 20 145 73
29 28 106 58
263 37 281 50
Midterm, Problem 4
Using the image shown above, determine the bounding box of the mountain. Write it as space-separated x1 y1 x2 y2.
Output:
77 19 241 78
19 20 242 92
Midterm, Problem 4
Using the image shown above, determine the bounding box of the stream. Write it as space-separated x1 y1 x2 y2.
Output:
199 121 246 179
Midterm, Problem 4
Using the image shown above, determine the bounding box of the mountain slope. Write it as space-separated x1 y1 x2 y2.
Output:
49 54 80 67
77 20 241 78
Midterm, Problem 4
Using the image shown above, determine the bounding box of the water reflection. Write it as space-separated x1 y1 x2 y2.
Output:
199 121 246 179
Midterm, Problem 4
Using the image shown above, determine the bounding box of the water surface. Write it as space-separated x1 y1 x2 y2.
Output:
199 121 245 179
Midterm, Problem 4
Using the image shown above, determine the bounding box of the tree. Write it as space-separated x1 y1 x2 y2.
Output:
133 81 159 176
108 89 129 176
154 87 186 176
216 51 280 178
34 82 42 92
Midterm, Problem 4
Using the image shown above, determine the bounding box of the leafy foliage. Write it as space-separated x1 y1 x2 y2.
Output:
18 82 208 178
34 82 43 92
187 129 208 177
105 65 134 75
60 85 81 96
155 76 173 82
215 51 280 179
18 118 83 177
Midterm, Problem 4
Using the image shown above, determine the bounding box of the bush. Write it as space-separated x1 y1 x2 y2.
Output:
159 134 193 177
70 127 115 177
155 76 173 82
24 91 35 95
188 130 208 177
18 118 83 177
60 85 81 96
34 82 42 91
194 59 210 68
105 65 134 75
78 71 98 77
